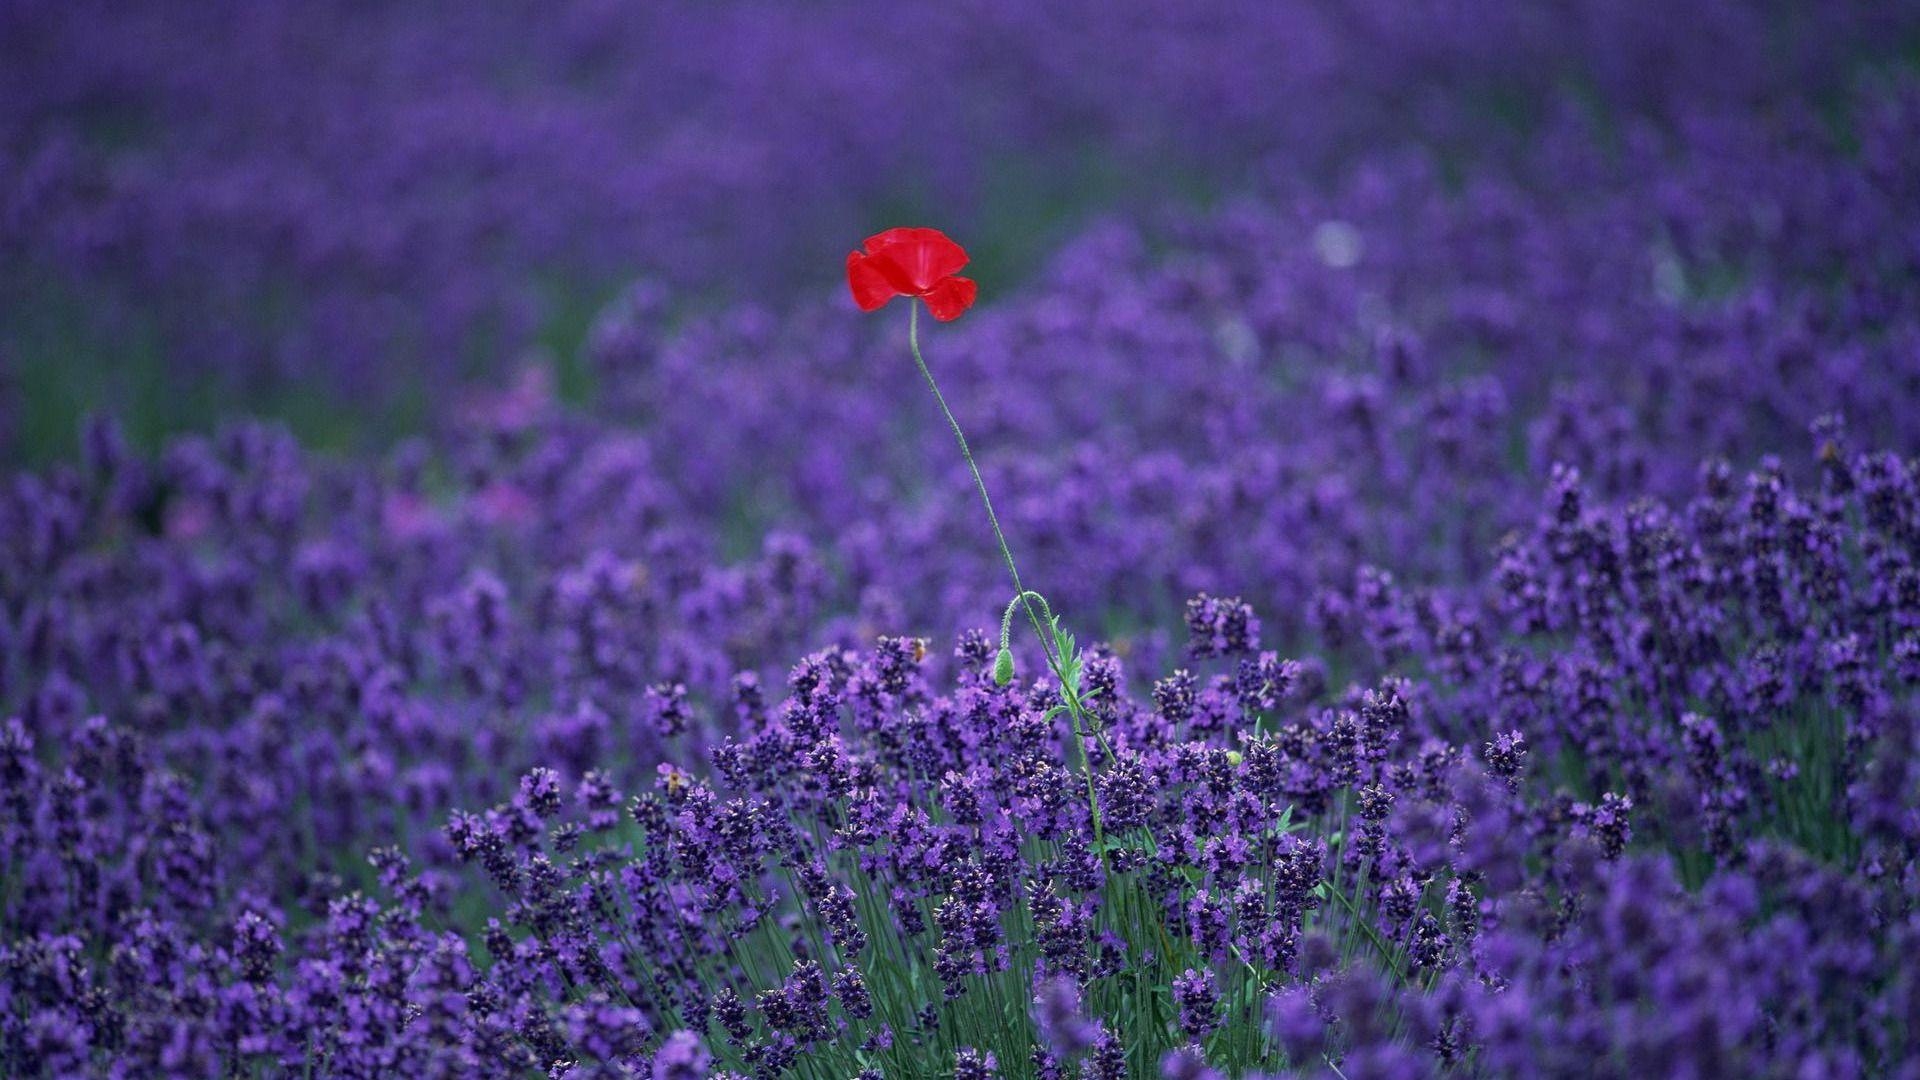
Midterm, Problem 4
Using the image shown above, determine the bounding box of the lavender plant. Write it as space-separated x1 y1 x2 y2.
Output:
3 438 1919 1076
6 0 1918 455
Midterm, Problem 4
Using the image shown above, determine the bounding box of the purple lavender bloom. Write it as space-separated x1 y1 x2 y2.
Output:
1172 967 1222 1039
651 1030 712 1080
954 1046 999 1079
1033 976 1100 1058
1185 594 1262 660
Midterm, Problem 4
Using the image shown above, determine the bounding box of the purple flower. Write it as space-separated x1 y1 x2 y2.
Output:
1172 967 1221 1039
1032 976 1099 1058
651 1030 711 1080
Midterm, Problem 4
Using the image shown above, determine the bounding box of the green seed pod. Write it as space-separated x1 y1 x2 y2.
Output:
993 647 1016 686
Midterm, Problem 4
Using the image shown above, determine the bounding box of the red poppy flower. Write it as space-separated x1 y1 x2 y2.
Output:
846 227 978 322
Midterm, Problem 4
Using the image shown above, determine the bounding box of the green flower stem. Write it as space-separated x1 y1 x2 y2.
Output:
1321 874 1406 984
907 304 1107 852
999 590 1054 655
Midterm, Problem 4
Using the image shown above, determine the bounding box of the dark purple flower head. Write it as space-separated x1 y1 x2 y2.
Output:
954 1046 999 1079
650 1030 712 1080
1032 976 1099 1058
1185 594 1261 660
1172 967 1221 1039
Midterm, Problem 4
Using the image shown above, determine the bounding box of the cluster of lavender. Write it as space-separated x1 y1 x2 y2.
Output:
7 442 1915 1074
4 1 1915 419
1319 439 1920 872
0 411 853 922
6 64 1918 939
587 75 1920 643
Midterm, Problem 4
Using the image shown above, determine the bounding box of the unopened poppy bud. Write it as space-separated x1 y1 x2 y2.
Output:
993 647 1016 686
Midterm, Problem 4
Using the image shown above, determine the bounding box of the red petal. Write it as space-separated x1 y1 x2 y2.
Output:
846 250 901 311
862 248 923 297
920 276 977 322
863 226 955 255
864 227 969 293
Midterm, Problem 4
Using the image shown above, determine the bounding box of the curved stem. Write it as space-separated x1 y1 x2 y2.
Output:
908 304 1106 850
1000 590 1054 653
908 306 1054 663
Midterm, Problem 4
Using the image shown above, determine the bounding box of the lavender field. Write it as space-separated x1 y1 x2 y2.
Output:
6 2 1920 1077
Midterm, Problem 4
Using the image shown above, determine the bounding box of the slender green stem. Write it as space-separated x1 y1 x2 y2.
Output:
908 305 1049 659
907 304 1106 850
1322 876 1406 983
1000 591 1054 654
